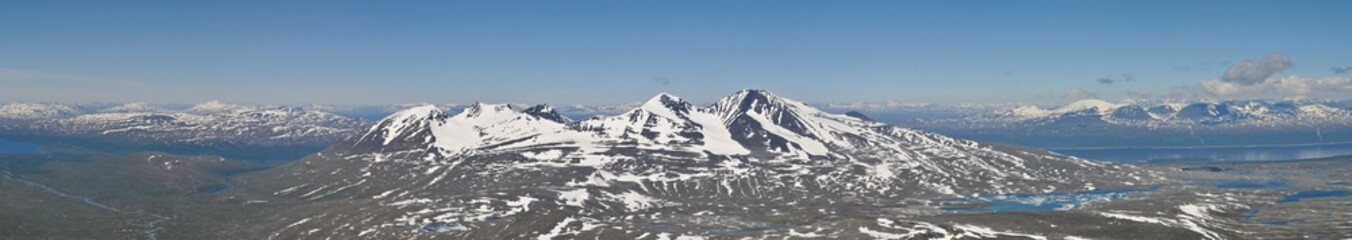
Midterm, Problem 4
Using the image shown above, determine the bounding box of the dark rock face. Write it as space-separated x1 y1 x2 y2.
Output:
1147 105 1178 119
1110 105 1153 121
522 104 570 123
845 111 875 122
1175 103 1231 121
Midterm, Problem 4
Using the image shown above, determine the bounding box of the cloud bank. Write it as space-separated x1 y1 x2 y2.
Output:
1202 76 1352 99
1219 52 1292 85
1194 52 1352 99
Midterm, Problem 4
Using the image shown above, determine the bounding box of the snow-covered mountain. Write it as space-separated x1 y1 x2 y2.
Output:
236 90 1154 239
0 101 369 147
98 102 169 113
0 102 86 121
818 99 1352 148
344 90 1143 189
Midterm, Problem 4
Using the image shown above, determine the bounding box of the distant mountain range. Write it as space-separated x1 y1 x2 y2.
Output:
0 101 368 150
954 99 1352 128
820 99 1352 148
6 97 1349 152
12 92 1308 239
820 99 1352 128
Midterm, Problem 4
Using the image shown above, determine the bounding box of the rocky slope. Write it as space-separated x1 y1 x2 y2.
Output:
226 90 1156 239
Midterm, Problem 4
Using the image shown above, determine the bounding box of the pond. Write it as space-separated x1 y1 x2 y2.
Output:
0 139 42 154
199 184 232 195
1279 190 1352 203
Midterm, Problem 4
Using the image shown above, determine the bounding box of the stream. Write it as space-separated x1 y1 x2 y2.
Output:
1 170 170 239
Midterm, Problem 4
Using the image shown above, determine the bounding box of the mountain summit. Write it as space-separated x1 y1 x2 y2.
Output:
242 89 1153 239
351 89 995 160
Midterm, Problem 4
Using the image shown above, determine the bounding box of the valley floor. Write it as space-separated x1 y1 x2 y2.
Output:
2 150 1351 239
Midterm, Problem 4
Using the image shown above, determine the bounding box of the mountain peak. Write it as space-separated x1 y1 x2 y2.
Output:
522 104 570 123
392 104 445 118
356 104 445 146
650 92 678 100
1054 99 1120 114
644 92 685 105
727 89 777 102
460 102 516 119
716 89 771 113
187 100 251 113
734 88 775 95
102 102 163 113
639 92 693 119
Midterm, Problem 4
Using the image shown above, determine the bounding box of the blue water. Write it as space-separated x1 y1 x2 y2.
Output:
200 184 231 195
1279 190 1352 203
1241 190 1352 224
1263 219 1296 225
944 188 1148 212
1051 142 1352 162
1215 180 1289 189
0 139 41 154
421 223 465 233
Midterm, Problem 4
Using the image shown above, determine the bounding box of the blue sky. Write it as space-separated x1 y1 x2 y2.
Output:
2 1 1350 105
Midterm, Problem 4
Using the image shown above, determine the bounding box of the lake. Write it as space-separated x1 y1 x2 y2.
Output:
1049 142 1352 162
1279 190 1352 203
0 139 42 154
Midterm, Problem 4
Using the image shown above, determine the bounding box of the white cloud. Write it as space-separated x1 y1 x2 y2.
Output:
1192 52 1352 99
1201 75 1352 99
1220 52 1292 85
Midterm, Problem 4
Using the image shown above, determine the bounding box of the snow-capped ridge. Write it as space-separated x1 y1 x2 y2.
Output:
4 101 368 146
1054 99 1121 114
429 102 573 154
356 89 933 159
187 100 251 113
961 98 1352 127
711 89 806 117
638 92 694 120
358 105 446 146
356 101 591 155
0 102 83 120
101 102 165 113
457 103 514 119
569 92 749 155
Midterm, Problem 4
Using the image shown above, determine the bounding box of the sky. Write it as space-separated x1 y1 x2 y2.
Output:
2 1 1350 105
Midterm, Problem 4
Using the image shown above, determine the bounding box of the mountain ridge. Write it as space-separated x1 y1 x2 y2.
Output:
230 89 1155 239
